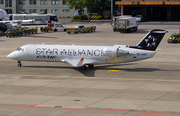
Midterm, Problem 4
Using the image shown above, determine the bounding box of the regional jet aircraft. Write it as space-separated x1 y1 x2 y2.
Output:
7 29 167 70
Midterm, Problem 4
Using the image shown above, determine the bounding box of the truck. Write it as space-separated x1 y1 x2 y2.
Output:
112 16 139 33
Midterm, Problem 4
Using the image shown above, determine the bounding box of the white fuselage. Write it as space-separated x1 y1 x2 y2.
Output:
7 44 156 66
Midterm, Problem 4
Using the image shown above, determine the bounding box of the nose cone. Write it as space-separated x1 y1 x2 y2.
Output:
7 52 16 60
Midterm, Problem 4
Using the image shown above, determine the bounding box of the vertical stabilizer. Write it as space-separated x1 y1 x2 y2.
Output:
134 29 168 51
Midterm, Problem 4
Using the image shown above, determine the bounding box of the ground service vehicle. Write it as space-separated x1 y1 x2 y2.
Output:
66 25 96 34
112 16 139 33
40 26 50 32
81 26 96 33
9 13 58 25
6 29 16 37
51 22 66 32
89 13 102 20
66 28 79 34
167 33 180 43
6 28 23 37
30 26 38 34
22 27 31 35
6 27 38 37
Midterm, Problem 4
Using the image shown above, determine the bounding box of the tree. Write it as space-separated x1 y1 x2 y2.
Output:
95 0 111 11
67 0 96 20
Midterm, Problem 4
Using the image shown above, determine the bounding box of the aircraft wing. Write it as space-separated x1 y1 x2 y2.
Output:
0 20 33 24
0 21 11 23
62 58 85 67
13 20 33 23
61 58 104 67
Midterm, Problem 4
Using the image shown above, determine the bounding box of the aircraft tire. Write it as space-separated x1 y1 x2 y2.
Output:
54 29 57 32
18 64 22 67
81 66 87 70
88 64 94 69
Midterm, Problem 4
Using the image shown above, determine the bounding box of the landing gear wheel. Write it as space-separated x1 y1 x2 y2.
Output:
81 66 87 70
17 61 22 67
88 64 94 69
18 64 22 67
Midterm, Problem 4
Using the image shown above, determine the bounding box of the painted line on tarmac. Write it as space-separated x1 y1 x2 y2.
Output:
0 104 180 115
157 43 180 52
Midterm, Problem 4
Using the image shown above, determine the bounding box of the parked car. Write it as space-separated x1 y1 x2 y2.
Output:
74 13 79 16
51 22 66 32
114 11 121 16
167 33 180 43
136 15 145 22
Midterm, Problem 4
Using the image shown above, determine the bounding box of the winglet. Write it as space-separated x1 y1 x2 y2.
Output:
77 58 84 67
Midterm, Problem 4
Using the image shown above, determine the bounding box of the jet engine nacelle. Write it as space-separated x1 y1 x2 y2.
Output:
103 46 129 57
0 23 12 32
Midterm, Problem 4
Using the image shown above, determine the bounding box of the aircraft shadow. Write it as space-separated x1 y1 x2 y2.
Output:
22 64 165 77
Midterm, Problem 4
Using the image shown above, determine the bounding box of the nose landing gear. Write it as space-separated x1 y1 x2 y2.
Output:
17 61 22 67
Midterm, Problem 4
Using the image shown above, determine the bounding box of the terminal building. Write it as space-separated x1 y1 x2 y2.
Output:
0 0 87 17
115 0 180 21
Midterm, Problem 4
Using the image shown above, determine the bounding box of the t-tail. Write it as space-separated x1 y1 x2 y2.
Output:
130 29 168 51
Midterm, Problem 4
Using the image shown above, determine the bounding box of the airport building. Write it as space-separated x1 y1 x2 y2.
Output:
115 0 180 21
0 0 87 17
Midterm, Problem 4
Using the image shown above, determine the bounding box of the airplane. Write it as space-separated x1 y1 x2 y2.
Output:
7 29 167 70
0 9 32 32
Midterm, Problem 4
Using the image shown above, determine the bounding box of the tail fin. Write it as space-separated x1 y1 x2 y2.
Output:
131 29 168 51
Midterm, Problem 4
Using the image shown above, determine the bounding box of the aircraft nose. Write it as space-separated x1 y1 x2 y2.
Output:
7 52 16 59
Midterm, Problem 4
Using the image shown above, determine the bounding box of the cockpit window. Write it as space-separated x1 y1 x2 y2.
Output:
16 48 22 51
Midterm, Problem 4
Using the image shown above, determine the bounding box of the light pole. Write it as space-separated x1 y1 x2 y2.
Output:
111 0 113 24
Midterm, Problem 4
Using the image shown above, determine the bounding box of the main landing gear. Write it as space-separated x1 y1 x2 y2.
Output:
17 61 22 67
80 64 94 70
